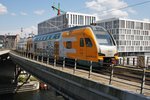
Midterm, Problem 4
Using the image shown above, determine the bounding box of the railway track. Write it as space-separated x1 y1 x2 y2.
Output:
39 56 150 86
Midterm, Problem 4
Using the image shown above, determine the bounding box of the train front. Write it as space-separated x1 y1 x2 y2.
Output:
92 26 118 66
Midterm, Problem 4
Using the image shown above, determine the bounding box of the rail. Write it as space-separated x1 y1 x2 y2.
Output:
13 51 150 96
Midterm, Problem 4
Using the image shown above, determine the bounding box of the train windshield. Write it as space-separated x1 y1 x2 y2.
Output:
92 26 115 46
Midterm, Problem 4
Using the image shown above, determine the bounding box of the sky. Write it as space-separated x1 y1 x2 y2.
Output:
0 0 150 36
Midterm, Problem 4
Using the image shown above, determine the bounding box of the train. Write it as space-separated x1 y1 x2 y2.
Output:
16 25 118 67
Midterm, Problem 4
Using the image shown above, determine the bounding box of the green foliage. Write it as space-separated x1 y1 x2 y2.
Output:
18 76 25 82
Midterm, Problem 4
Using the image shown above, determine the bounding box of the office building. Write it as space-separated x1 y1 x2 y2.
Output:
38 12 96 34
97 18 150 56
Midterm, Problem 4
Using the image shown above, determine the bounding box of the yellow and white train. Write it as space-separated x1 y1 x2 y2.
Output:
18 25 118 67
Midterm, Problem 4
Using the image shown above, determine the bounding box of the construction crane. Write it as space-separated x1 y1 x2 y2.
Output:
51 2 65 15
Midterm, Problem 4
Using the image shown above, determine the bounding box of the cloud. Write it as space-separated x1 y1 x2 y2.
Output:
0 26 37 37
0 3 7 15
85 0 136 19
127 8 136 14
23 26 37 35
143 18 150 22
20 12 27 16
34 10 45 15
11 13 16 16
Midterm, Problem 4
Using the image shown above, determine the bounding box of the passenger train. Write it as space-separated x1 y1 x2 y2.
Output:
16 25 118 67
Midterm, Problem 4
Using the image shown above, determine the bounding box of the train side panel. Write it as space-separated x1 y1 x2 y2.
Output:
61 27 99 62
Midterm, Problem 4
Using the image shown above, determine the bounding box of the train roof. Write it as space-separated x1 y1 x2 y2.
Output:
36 25 105 37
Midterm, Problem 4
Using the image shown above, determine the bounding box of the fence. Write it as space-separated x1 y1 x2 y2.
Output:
118 56 150 69
15 51 150 96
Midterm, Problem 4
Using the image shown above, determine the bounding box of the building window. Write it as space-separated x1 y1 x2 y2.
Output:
53 33 60 39
135 22 143 29
75 15 77 24
71 14 73 24
66 41 72 49
126 21 134 29
119 20 125 28
92 17 96 23
87 16 89 25
85 16 87 25
89 17 91 24
127 29 131 34
105 21 112 29
80 38 84 47
66 14 69 20
78 15 84 25
113 20 119 28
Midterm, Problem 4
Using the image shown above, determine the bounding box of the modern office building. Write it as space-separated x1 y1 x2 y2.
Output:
97 18 150 56
38 12 96 35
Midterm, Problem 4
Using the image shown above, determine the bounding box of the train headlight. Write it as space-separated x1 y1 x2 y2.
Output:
114 53 119 60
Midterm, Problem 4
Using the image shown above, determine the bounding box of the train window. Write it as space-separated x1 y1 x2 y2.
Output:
96 34 114 46
80 38 84 47
46 35 50 40
42 37 44 40
48 35 52 39
34 37 37 41
38 37 40 41
53 34 56 39
53 33 60 39
85 38 92 47
93 26 115 46
43 36 47 40
66 41 72 49
39 37 42 41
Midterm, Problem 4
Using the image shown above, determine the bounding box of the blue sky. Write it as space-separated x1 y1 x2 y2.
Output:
0 0 150 35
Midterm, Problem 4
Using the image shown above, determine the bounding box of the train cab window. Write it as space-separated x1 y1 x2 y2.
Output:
80 38 84 47
66 41 72 49
85 38 92 47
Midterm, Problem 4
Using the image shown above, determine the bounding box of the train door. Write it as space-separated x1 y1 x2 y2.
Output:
54 41 59 59
78 34 86 60
85 37 96 62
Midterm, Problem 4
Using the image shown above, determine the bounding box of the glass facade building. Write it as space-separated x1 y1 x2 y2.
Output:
38 12 96 35
97 18 150 56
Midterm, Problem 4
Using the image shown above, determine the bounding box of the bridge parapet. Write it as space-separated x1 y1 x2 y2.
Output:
0 49 10 56
10 52 150 100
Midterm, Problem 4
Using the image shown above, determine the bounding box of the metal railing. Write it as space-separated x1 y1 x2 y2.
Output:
14 51 150 96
